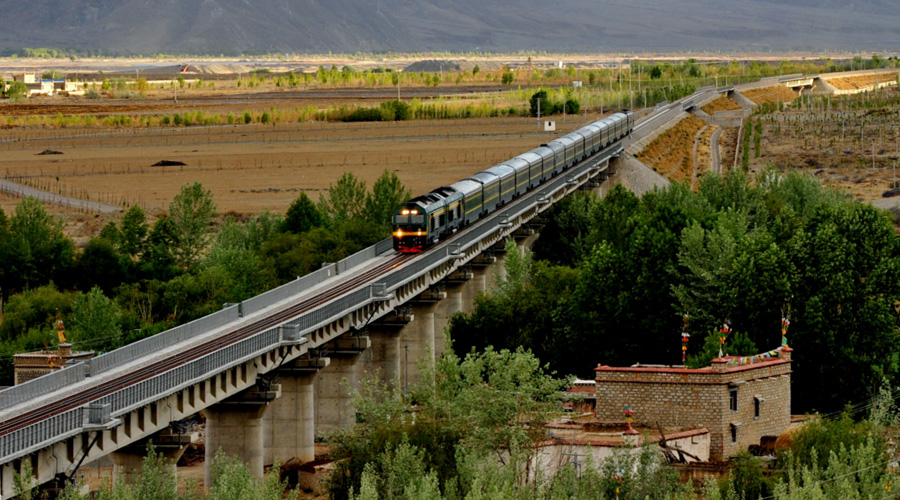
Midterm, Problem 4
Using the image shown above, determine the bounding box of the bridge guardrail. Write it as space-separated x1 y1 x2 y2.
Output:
0 364 86 410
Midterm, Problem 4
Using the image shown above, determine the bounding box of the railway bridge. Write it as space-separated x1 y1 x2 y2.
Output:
0 90 714 497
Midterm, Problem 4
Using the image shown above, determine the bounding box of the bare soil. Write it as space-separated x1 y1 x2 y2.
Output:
701 96 743 114
637 115 706 184
741 86 799 105
748 87 900 202
825 72 899 91
0 87 597 242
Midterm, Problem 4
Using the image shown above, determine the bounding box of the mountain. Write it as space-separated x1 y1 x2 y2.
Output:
0 0 897 55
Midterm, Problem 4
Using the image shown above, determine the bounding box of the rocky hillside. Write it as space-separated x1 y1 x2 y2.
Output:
0 0 897 54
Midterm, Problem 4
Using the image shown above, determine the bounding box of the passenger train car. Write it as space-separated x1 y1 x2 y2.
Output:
392 111 634 253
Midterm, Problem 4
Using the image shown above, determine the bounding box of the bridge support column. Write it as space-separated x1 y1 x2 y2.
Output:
363 329 403 389
434 284 463 357
315 337 370 433
402 289 445 391
264 357 329 466
205 384 281 486
109 430 195 485
462 262 491 314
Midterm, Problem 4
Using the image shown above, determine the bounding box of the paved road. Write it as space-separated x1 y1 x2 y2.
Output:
0 178 121 213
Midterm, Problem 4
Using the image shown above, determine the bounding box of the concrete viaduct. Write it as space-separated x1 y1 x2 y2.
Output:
0 89 719 497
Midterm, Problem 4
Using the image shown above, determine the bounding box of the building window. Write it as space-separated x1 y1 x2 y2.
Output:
729 387 738 412
730 424 738 443
754 396 763 419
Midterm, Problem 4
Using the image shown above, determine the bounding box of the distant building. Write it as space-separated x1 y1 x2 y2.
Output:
14 343 94 385
593 347 792 461
10 71 84 97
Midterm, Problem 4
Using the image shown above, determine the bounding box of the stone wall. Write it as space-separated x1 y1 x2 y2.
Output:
594 350 792 461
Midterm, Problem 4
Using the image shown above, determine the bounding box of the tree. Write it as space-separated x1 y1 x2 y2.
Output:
70 286 123 351
5 81 27 101
529 89 548 117
329 344 567 500
76 237 129 295
0 207 9 300
120 205 149 257
0 285 73 342
208 450 296 500
140 215 180 281
168 182 216 270
282 192 325 234
203 240 269 303
317 172 367 225
5 197 75 293
365 169 410 235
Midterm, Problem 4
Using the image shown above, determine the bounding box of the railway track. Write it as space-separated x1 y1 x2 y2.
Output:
0 252 410 438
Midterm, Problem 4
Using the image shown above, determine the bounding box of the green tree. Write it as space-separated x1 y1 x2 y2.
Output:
140 215 180 281
76 237 130 295
365 169 410 235
5 81 27 101
0 285 73 342
5 197 75 293
209 451 296 500
282 192 325 234
318 172 367 226
168 182 217 270
529 89 549 117
120 205 149 257
70 286 123 351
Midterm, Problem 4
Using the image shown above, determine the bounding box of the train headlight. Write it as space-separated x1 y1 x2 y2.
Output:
395 230 403 238
401 209 410 215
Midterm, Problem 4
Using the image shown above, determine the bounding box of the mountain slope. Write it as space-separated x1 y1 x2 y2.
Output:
0 0 897 54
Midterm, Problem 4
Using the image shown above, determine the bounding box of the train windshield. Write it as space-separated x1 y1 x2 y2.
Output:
393 213 426 231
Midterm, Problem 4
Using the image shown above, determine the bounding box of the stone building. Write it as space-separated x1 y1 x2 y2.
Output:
593 347 792 461
13 343 94 385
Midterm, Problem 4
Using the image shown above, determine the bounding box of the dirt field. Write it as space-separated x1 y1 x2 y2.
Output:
701 96 743 114
825 72 899 90
0 95 596 220
636 115 706 184
741 86 799 105
748 86 900 201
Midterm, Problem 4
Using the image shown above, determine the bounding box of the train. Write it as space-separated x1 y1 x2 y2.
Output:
392 110 635 253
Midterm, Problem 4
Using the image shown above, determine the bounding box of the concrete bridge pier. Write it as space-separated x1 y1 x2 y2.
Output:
315 337 370 433
204 383 281 486
264 357 329 466
109 429 198 484
461 257 493 315
434 283 464 356
402 289 446 390
362 310 413 391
